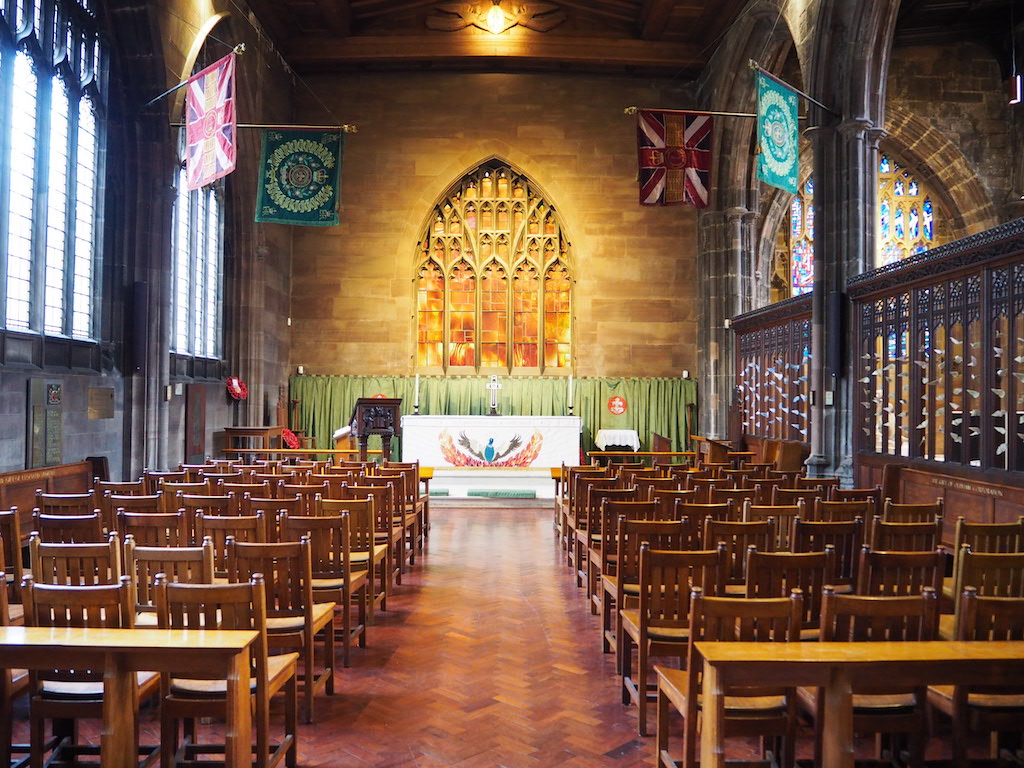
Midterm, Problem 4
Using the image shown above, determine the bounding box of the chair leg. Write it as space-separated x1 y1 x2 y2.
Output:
656 685 671 765
286 675 298 768
637 641 649 735
358 583 368 648
303 629 315 725
340 589 352 668
601 586 615 654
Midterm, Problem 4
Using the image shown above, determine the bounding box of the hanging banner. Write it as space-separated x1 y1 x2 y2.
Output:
637 109 712 207
255 128 345 226
185 53 237 191
756 71 799 194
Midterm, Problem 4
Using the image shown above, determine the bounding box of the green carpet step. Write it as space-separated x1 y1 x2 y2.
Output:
429 488 450 496
467 489 537 498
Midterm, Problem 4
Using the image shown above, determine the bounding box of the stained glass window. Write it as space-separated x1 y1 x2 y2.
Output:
416 160 572 372
779 151 945 295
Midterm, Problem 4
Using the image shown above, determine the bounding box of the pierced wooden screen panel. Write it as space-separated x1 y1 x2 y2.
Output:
415 160 572 372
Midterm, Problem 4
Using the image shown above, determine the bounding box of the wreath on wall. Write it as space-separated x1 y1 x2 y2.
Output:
281 428 300 449
226 376 248 400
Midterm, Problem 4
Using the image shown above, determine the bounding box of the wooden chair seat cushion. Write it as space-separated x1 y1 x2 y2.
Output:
619 609 689 644
41 670 158 699
351 545 388 565
7 602 23 624
169 653 298 697
266 602 335 633
929 685 1024 709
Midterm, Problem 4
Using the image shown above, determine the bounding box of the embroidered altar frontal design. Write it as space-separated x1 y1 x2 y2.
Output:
256 129 345 225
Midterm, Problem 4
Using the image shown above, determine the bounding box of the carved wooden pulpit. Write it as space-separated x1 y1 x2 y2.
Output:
349 398 402 462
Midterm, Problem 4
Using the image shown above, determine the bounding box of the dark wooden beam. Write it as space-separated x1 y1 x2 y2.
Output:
637 0 675 40
314 0 352 35
556 0 635 24
284 32 705 71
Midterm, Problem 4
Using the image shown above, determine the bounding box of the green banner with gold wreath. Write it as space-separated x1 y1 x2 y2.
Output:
756 72 798 194
255 129 344 226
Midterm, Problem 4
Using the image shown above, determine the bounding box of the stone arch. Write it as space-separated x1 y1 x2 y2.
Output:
883 104 999 236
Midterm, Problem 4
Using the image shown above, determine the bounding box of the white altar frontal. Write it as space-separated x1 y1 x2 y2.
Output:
401 415 582 470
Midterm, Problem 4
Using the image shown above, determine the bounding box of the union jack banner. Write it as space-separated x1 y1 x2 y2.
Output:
185 53 237 191
637 109 712 207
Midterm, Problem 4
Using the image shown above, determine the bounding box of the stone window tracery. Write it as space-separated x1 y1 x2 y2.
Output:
416 160 572 373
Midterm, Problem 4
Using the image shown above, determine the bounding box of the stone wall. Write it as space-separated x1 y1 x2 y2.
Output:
289 72 700 379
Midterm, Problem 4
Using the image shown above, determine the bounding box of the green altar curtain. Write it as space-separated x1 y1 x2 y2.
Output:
288 375 698 458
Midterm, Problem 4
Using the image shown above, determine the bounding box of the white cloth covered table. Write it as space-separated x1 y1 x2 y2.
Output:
595 429 640 451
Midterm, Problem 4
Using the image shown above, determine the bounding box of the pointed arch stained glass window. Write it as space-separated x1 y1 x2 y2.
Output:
416 160 573 372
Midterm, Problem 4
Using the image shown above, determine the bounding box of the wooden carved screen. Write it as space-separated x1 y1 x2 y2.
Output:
416 160 572 373
732 295 812 441
851 220 1024 472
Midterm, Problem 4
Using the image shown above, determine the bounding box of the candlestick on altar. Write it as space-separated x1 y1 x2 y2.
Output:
414 374 420 412
568 374 574 413
486 375 502 416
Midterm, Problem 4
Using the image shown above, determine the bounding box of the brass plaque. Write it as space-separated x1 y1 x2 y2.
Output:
88 387 115 419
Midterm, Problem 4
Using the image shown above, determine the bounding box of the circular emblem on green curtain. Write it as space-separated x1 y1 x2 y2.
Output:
759 89 797 179
265 138 336 213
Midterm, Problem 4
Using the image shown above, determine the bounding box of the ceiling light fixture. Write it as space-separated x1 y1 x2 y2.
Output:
485 1 506 35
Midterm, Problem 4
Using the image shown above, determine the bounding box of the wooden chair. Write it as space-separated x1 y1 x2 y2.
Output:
243 494 304 542
142 469 187 494
194 512 267 579
94 477 147 497
275 483 327 516
739 461 773 478
635 475 680 501
928 586 1024 767
252 473 294 492
575 486 635 593
377 464 426 549
319 497 387 623
0 537 29 768
942 516 1024 609
702 518 775 592
649 489 697 520
588 500 659 616
0 508 28 608
772 486 822 510
709 486 756 506
278 511 369 668
792 516 865 593
155 481 210 508
940 548 1024 640
305 474 350 500
217 481 272 511
655 586 804 768
117 510 190 548
34 490 98 518
29 532 121 586
881 498 943 524
800 586 939 768
677 500 736 527
830 484 883 510
868 516 943 552
344 482 402 591
154 573 298 768
197 471 244 486
123 535 215 625
556 464 605 540
857 547 946 631
717 468 752 488
30 512 104 543
698 461 731 478
21 576 159 768
601 518 691 657
796 475 840 495
357 475 417 570
684 476 718 503
753 478 786 505
226 537 336 724
766 469 804 488
103 492 163 535
619 542 724 735
742 499 804 551
746 547 836 639
179 463 217 482
814 498 875 524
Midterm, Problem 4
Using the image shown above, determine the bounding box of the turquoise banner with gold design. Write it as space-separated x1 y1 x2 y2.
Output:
756 72 798 194
255 128 344 226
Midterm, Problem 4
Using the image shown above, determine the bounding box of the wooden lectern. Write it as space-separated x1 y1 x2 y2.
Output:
349 398 402 462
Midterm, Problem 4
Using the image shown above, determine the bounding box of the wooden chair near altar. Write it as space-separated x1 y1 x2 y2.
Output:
587 499 659 616
31 512 104 544
868 516 943 552
792 516 864 594
123 535 215 625
742 500 804 551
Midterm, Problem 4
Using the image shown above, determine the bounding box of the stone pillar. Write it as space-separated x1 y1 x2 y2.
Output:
807 116 880 481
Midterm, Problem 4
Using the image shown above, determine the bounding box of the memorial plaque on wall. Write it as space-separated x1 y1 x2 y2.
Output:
88 388 115 419
185 384 206 464
28 379 63 468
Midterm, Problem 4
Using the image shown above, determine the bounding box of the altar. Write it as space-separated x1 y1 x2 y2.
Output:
401 415 582 469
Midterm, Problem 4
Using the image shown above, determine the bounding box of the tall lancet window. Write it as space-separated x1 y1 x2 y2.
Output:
415 160 573 373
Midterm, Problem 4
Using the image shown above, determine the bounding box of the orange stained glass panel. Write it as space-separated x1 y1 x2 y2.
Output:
449 261 476 367
544 264 571 368
480 262 507 367
417 260 444 367
513 263 539 367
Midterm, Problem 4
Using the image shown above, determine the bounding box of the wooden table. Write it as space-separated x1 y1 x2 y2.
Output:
222 426 284 460
695 640 1024 768
0 626 256 768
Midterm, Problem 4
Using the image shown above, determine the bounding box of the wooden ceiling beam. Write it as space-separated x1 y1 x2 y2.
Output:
314 0 352 35
284 33 704 71
637 0 676 40
555 0 636 24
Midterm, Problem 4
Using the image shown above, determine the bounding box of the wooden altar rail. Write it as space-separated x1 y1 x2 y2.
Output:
222 447 383 459
0 460 97 544
586 451 697 464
